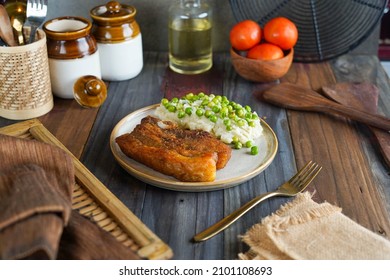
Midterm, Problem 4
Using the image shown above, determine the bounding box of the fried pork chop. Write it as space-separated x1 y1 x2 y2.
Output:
115 115 232 182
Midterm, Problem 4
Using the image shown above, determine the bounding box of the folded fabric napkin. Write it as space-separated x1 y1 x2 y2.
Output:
0 134 140 260
238 192 390 260
0 135 74 259
58 210 141 260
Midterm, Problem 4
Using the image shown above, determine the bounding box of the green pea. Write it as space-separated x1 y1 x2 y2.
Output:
186 93 194 100
196 108 204 117
214 95 222 102
250 146 259 155
245 141 253 148
185 107 193 116
233 103 242 110
208 101 216 108
212 106 220 113
168 105 176 112
205 110 213 118
178 110 185 118
236 108 245 118
220 107 229 118
201 99 209 106
237 119 246 127
209 114 218 123
223 119 231 126
234 141 243 149
192 95 200 101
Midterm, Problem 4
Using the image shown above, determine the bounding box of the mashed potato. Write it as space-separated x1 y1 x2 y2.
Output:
155 93 263 145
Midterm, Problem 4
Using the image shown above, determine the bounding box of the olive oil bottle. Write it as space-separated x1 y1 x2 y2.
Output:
168 0 212 74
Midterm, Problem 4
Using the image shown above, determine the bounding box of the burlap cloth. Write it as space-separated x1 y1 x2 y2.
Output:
238 192 390 260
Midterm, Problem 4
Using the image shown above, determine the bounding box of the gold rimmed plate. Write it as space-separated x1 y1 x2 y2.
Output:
110 105 278 192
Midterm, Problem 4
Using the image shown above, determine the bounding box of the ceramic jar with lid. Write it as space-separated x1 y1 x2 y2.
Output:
43 16 102 99
90 1 143 81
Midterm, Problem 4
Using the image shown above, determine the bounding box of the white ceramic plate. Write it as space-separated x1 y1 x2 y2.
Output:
110 104 278 192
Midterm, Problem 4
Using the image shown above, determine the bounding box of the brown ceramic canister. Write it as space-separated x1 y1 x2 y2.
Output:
90 1 143 81
43 16 102 99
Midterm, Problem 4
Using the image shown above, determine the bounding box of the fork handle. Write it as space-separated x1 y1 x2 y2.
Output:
193 191 278 242
29 26 38 44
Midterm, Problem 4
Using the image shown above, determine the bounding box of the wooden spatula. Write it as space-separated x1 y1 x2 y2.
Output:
0 5 17 46
322 82 390 167
260 83 390 131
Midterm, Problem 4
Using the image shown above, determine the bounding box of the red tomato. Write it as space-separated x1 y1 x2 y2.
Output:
263 17 298 50
230 20 262 51
246 43 284 60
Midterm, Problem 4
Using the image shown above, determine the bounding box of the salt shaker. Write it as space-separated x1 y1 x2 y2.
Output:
43 16 102 99
90 1 143 81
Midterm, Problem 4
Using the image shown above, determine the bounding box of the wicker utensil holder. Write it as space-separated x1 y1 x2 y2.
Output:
0 29 53 120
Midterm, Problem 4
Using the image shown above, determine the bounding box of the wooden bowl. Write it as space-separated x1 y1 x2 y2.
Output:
230 47 294 82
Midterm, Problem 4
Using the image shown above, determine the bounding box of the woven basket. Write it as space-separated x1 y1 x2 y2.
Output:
0 29 53 120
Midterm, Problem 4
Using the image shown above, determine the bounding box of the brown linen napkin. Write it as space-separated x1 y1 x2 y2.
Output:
0 134 140 260
0 135 74 202
58 210 141 260
0 135 74 259
238 192 390 260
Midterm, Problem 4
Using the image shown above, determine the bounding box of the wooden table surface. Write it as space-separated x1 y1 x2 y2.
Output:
1 52 389 260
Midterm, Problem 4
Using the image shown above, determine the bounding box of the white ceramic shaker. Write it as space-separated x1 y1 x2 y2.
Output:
43 16 102 99
90 1 143 81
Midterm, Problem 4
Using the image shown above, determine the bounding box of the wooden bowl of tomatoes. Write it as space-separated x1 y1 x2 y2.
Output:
229 17 297 83
230 47 294 83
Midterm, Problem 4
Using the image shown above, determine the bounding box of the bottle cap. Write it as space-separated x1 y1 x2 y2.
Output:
73 75 107 108
90 1 135 23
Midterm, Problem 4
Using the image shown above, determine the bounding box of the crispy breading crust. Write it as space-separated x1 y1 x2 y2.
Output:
115 116 232 182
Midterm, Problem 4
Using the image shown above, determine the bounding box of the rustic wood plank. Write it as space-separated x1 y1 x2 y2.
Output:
283 59 390 239
221 54 298 258
80 52 166 214
330 54 390 221
0 97 98 159
38 98 99 159
161 54 227 259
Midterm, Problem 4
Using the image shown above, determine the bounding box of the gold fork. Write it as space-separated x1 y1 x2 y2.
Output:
193 161 322 242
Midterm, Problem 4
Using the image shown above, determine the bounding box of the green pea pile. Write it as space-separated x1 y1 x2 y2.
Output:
159 93 260 155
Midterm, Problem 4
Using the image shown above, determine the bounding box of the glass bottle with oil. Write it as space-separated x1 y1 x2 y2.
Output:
168 0 212 74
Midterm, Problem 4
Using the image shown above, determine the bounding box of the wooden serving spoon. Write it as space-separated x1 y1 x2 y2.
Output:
322 82 390 167
260 83 390 131
0 5 17 46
